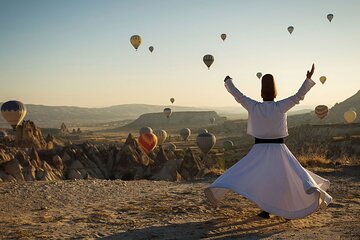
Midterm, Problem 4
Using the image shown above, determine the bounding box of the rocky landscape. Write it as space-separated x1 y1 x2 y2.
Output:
0 120 359 239
0 121 221 183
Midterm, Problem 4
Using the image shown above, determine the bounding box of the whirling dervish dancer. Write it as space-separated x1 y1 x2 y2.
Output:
205 64 332 219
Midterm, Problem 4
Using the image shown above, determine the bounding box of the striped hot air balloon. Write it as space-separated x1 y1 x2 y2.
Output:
1 101 27 130
138 132 158 154
154 129 168 145
315 105 329 119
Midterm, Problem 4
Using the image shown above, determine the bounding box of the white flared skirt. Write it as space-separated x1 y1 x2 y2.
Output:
205 144 332 219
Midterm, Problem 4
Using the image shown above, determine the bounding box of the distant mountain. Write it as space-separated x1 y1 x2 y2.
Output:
0 93 350 130
113 111 224 132
288 109 313 116
288 90 360 126
0 104 209 128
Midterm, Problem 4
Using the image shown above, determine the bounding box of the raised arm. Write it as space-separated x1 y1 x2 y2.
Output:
224 76 258 111
278 64 316 113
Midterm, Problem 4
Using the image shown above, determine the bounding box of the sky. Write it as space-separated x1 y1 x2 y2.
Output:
0 0 359 109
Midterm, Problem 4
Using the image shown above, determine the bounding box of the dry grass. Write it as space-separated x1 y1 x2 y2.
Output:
297 154 331 167
298 154 359 167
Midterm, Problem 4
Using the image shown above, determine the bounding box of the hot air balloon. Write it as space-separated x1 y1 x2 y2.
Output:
138 132 158 154
180 128 191 141
220 33 227 41
223 140 234 150
287 26 294 34
319 76 327 84
164 142 176 152
170 98 175 104
344 111 357 124
196 132 216 155
327 14 334 22
130 35 142 50
198 129 208 135
349 107 357 112
163 108 172 118
154 129 168 145
210 117 216 124
315 105 329 119
1 101 27 130
139 126 153 136
256 72 262 79
149 46 154 53
203 54 214 70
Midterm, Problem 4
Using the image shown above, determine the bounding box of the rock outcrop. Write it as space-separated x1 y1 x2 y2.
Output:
0 134 218 182
112 134 151 180
150 146 182 181
60 123 68 133
15 121 47 149
178 148 202 181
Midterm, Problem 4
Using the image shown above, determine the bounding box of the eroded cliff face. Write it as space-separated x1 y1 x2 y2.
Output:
15 121 47 150
0 132 212 182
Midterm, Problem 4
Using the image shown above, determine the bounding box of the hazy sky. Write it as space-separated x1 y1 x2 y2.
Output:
0 0 359 109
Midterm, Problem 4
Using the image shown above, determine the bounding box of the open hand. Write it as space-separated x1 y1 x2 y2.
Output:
306 64 315 79
224 75 231 82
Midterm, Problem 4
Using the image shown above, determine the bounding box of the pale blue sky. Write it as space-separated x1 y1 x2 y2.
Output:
0 0 359 109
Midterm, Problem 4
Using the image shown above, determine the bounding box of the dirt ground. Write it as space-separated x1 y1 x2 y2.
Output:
0 165 359 240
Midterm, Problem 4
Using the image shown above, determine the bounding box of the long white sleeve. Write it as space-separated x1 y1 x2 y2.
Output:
278 78 316 113
225 79 258 111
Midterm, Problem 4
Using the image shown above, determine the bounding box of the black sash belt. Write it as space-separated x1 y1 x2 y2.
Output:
255 138 284 144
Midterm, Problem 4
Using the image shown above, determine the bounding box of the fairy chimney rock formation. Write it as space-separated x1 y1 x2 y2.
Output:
112 134 151 180
60 123 68 133
179 148 202 180
15 121 47 149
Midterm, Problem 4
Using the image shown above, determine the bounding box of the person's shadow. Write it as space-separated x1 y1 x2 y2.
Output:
100 216 285 240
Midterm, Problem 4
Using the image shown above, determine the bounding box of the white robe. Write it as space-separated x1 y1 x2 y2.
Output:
205 78 332 219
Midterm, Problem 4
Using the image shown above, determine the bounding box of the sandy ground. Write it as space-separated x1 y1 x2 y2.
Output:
0 165 359 240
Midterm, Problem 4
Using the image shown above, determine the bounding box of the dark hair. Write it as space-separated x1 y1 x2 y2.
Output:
261 74 277 101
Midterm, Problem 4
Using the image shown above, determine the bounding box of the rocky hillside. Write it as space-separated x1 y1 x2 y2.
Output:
115 111 225 132
0 121 222 182
288 89 360 126
0 104 209 128
286 123 360 161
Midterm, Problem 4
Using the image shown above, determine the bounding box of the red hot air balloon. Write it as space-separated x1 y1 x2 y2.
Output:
138 132 158 154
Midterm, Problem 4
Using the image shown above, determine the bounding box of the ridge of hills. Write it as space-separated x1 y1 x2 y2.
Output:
113 111 224 132
108 90 360 132
0 104 209 128
0 103 309 129
288 89 360 126
0 89 358 129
